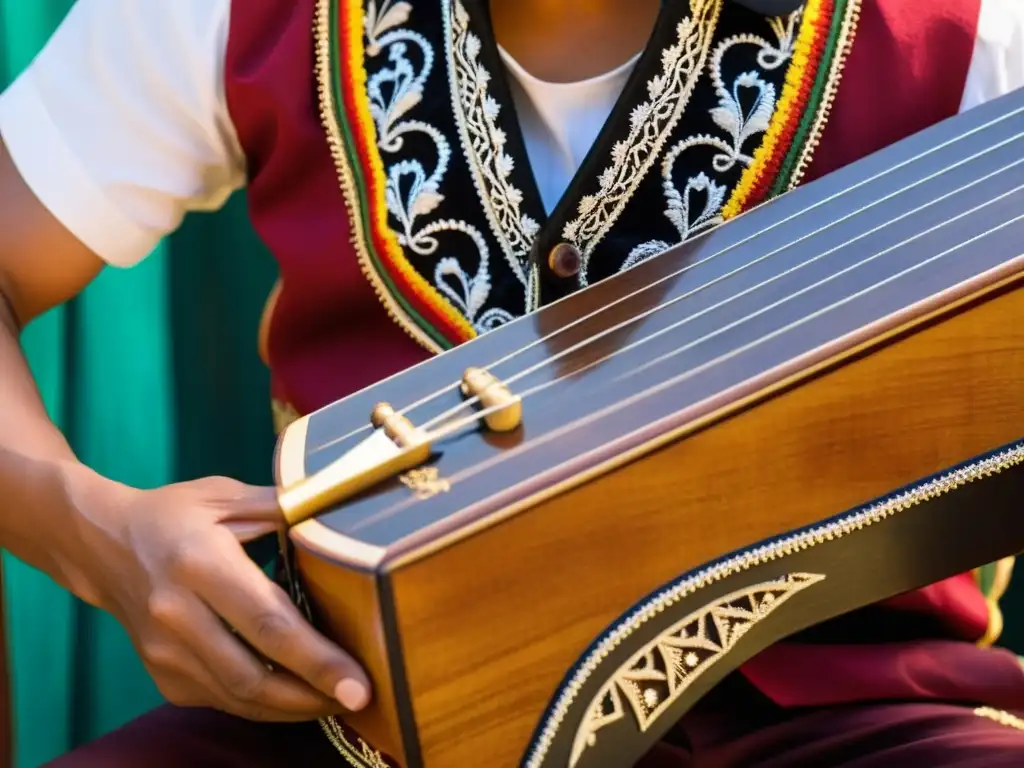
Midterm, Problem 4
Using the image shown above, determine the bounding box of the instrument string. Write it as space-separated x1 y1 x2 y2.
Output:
415 154 1024 434
351 210 1024 532
307 107 1024 457
425 185 1024 443
470 119 1024 382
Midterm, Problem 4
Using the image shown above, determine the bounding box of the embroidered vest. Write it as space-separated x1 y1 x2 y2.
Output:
225 0 1021 750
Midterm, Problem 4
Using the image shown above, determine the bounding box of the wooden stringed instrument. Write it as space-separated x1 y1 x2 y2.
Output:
273 85 1024 767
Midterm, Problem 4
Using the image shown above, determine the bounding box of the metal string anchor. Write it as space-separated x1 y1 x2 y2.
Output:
278 370 522 525
460 367 523 432
370 402 428 446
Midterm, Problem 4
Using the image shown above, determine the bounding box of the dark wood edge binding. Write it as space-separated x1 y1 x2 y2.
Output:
377 262 1024 569
377 575 423 768
523 445 1024 768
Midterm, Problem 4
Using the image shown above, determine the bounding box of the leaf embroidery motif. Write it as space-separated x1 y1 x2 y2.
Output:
617 12 801 276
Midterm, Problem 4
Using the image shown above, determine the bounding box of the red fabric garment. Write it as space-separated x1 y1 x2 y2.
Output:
742 640 1024 708
43 670 1024 767
223 0 1016 716
803 0 984 184
224 0 431 415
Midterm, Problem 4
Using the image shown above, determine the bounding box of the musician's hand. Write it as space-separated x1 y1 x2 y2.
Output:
69 475 372 722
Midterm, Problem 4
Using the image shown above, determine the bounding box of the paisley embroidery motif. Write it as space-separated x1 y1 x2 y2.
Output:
319 0 547 351
618 0 859 277
318 0 473 351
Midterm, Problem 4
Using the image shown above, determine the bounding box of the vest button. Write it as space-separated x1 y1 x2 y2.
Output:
547 242 582 279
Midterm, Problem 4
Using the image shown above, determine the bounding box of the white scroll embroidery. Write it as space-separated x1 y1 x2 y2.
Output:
622 12 800 274
564 0 725 284
366 0 516 333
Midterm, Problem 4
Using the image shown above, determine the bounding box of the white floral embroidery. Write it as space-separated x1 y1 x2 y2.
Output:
429 224 515 331
366 22 434 151
706 70 776 172
622 240 673 272
444 0 540 287
365 0 412 54
664 167 728 240
527 262 541 313
366 0 513 334
619 10 801 275
564 0 725 284
761 13 802 69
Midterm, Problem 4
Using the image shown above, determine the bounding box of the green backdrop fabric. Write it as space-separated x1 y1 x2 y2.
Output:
3 3 1024 768
1 3 279 765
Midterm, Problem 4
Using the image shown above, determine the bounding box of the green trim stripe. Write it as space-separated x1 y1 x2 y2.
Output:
771 0 850 197
328 0 454 351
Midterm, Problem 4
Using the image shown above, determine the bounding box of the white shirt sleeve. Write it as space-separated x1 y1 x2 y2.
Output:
1 0 1020 271
0 0 243 268
961 0 1024 112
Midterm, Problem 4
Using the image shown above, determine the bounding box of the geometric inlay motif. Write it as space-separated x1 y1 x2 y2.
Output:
569 573 825 767
319 721 392 768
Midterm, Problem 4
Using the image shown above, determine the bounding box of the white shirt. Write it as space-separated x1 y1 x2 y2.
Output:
499 46 641 214
0 0 1022 269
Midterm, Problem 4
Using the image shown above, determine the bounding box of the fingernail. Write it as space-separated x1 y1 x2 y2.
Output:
335 679 370 711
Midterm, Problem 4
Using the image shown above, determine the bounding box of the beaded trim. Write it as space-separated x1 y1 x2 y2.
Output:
782 0 862 191
723 0 860 218
975 707 1024 732
327 0 476 349
723 0 832 217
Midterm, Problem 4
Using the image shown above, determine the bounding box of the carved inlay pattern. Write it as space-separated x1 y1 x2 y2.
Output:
568 573 826 768
400 466 452 499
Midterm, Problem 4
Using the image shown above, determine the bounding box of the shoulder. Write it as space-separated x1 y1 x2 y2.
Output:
0 0 242 267
961 0 1024 110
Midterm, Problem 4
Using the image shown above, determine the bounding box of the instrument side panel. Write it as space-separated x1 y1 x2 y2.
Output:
385 285 1024 766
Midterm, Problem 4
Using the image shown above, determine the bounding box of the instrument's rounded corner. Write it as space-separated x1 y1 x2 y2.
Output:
290 519 388 571
275 411 389 571
275 412 311 488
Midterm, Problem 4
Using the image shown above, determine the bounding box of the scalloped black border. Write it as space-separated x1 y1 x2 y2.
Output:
524 440 1024 767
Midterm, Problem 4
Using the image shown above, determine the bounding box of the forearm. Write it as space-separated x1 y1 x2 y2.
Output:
0 282 75 459
0 290 124 601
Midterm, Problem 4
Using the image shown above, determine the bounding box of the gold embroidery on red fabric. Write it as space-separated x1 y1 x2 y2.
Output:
271 399 301 435
975 707 1024 731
